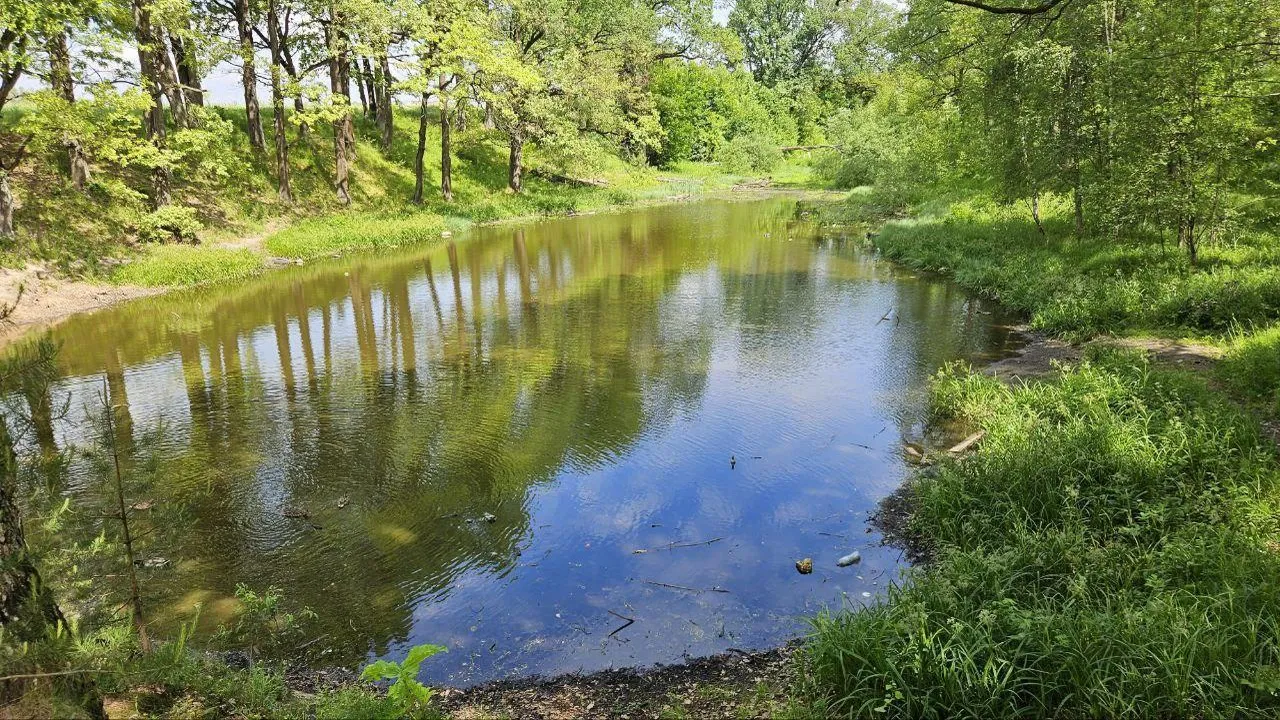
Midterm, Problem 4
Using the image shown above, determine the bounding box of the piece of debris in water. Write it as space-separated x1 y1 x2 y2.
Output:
141 557 170 568
336 496 350 509
796 558 814 574
948 430 986 454
730 454 736 469
130 500 154 511
861 591 872 598
483 512 497 523
282 507 310 519
836 551 862 567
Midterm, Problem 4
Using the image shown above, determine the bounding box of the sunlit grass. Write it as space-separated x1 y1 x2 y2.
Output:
110 245 264 287
264 211 449 259
803 348 1280 717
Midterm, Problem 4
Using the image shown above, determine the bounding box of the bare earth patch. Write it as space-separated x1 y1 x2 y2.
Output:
0 265 161 347
984 328 1221 383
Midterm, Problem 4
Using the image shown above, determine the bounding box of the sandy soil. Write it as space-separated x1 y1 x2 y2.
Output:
0 264 162 347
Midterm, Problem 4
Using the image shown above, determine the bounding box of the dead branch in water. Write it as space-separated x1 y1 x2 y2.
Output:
632 537 723 554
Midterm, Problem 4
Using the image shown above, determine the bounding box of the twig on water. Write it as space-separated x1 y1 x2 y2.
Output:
607 610 635 637
632 537 723 554
643 580 702 593
875 308 893 325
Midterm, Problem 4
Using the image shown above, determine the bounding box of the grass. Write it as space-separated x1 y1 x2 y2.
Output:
803 348 1280 718
1220 324 1280 417
854 192 1280 339
263 211 450 260
109 245 265 287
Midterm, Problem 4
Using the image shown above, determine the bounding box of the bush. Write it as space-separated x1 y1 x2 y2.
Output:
718 133 782 174
135 205 203 244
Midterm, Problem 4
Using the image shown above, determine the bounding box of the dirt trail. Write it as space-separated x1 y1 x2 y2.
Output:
984 330 1221 382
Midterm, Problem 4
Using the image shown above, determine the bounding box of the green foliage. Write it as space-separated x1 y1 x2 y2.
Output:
314 687 401 720
650 62 797 167
863 194 1280 338
805 351 1280 717
135 205 203 243
1220 325 1280 416
717 132 782 174
215 584 316 664
360 643 447 715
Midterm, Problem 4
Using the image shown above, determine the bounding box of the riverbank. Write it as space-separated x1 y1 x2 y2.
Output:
0 179 833 347
798 189 1280 717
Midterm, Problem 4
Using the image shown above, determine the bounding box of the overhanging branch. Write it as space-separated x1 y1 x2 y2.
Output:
945 0 1069 15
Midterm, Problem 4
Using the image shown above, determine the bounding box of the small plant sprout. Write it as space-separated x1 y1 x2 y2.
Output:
360 643 448 713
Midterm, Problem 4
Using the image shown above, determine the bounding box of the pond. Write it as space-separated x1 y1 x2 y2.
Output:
32 197 1023 685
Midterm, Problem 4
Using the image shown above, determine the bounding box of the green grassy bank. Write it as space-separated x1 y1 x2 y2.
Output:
799 190 1280 717
804 350 1280 717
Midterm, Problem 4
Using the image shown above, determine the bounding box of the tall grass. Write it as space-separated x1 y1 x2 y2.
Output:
1220 325 1280 416
264 211 449 259
863 194 1280 338
110 245 264 287
804 349 1280 718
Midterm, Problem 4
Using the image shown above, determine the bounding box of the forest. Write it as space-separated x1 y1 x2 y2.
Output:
3 0 1280 717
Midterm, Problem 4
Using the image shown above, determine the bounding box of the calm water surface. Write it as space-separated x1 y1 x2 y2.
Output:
41 198 1022 684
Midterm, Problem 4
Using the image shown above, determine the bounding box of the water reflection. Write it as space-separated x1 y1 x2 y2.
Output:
32 198 1021 684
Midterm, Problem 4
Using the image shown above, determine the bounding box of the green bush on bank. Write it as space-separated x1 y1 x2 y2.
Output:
804 349 1280 718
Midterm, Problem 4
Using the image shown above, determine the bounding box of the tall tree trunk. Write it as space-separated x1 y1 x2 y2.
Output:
377 55 393 150
455 94 466 133
334 124 350 205
508 132 523 193
292 93 309 141
1030 191 1045 238
354 59 369 116
169 30 203 107
132 0 171 207
483 101 494 129
325 10 353 192
48 32 91 190
0 170 13 239
361 57 377 117
234 0 265 150
440 89 453 202
267 0 292 203
1179 215 1198 264
153 27 189 129
413 91 428 205
1073 184 1084 235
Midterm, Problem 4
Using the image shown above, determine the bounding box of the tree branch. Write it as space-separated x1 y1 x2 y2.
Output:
944 0 1069 15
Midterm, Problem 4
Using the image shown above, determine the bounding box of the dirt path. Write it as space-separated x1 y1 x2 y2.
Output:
984 329 1221 382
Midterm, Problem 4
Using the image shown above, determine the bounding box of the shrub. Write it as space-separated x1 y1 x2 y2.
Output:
718 133 782 174
136 205 203 244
